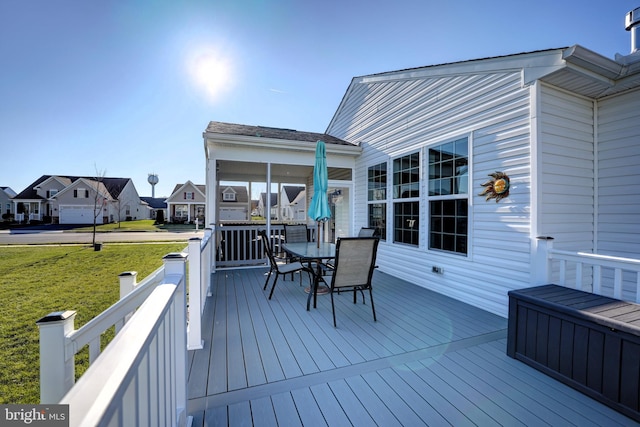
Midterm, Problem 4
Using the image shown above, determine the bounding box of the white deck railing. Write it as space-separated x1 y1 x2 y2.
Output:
37 253 190 426
15 213 41 223
186 228 214 350
536 237 640 302
215 223 313 268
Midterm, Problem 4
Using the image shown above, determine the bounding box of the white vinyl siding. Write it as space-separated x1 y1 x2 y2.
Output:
597 88 640 259
538 84 595 252
331 70 532 317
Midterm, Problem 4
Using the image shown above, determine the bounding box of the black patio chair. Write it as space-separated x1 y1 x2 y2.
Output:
319 237 380 327
259 230 312 300
284 224 310 282
357 227 378 237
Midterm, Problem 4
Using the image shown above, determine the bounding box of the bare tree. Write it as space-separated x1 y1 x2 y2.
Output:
92 168 108 248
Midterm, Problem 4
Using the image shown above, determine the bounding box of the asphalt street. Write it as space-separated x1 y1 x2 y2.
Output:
0 229 204 245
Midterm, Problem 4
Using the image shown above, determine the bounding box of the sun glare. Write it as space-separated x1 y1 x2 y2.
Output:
188 48 233 101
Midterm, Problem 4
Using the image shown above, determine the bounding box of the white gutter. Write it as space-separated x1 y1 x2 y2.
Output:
203 133 362 157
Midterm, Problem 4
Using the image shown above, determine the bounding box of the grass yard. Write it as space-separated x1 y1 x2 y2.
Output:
72 219 199 232
0 242 187 404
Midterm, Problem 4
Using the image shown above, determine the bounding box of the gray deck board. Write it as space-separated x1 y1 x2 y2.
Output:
291 387 327 427
187 267 639 426
271 392 303 426
248 396 277 427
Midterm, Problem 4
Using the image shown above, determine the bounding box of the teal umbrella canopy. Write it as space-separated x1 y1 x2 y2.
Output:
308 140 331 222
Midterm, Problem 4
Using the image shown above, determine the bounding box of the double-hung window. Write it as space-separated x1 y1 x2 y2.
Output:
367 162 387 240
393 152 420 246
428 137 469 255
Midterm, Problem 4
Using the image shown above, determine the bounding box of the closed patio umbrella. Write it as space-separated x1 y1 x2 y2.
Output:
308 140 331 247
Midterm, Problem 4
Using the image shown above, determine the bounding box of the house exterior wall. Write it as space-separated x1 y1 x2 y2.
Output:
37 177 69 220
114 180 146 221
54 183 105 224
596 88 640 259
329 70 533 317
537 83 595 251
0 190 15 218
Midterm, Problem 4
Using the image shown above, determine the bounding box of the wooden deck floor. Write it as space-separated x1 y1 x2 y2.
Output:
187 268 637 426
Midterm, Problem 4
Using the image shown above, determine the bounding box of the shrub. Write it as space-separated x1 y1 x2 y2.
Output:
154 210 165 225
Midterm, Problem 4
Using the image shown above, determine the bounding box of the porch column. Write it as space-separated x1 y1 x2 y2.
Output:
266 162 272 237
533 236 554 285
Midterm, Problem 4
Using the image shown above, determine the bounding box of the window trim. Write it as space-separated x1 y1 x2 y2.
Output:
391 150 421 247
367 161 388 241
425 135 471 257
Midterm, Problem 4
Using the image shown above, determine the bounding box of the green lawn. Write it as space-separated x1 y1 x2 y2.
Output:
72 219 200 232
0 242 187 404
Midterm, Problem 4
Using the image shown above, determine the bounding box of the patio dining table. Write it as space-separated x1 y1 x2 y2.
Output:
281 241 336 311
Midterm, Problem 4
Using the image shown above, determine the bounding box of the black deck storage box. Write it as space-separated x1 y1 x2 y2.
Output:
507 284 640 422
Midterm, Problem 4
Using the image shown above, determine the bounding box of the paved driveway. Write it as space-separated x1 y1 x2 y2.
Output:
0 227 204 245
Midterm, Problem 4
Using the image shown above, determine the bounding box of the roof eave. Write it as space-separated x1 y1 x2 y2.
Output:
562 45 624 80
204 133 362 157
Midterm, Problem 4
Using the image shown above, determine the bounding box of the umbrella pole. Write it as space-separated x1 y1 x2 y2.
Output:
317 222 320 248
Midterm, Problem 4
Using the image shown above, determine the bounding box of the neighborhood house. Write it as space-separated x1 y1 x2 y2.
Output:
166 181 206 224
11 175 147 225
0 186 17 221
204 44 640 318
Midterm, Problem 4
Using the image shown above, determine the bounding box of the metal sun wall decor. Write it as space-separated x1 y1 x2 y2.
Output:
479 171 510 202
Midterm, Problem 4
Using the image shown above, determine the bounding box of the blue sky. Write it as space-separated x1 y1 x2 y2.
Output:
1 1 637 198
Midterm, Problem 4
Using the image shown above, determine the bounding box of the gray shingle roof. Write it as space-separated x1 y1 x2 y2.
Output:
205 121 353 146
140 197 167 209
13 175 130 200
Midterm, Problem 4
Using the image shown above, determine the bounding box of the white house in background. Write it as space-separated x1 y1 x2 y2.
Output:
256 192 278 220
280 185 306 221
0 186 16 220
11 175 145 224
218 185 249 221
166 181 206 224
205 42 640 317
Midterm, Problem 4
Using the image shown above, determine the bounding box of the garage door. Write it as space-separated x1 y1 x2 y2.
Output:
59 205 103 225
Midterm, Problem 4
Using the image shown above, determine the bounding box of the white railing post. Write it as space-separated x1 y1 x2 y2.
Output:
187 238 204 350
533 236 554 285
162 253 188 426
36 310 77 403
118 271 138 329
211 224 218 273
205 227 214 296
118 271 138 299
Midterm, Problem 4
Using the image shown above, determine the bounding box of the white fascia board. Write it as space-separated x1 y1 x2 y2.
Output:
326 76 361 133
35 175 68 190
54 178 89 198
358 49 566 86
204 134 362 158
